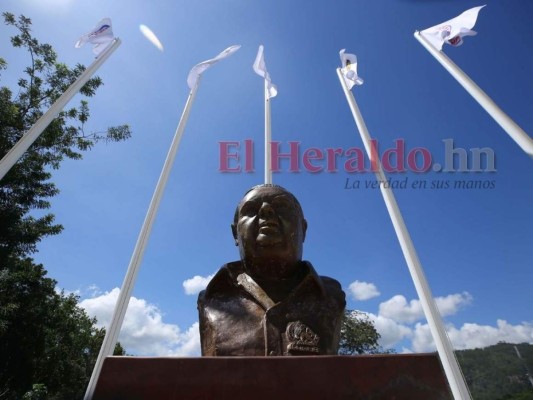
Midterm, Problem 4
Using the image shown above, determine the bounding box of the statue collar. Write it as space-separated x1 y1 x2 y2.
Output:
204 260 327 309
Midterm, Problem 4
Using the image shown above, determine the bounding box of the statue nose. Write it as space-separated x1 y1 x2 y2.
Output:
258 202 275 218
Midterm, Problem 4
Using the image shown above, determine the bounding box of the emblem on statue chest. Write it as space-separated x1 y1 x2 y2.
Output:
286 321 320 354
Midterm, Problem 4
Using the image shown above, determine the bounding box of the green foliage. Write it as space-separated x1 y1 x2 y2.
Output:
22 384 48 400
0 13 130 399
338 309 394 355
457 343 533 400
338 314 533 400
500 390 533 400
1 259 91 399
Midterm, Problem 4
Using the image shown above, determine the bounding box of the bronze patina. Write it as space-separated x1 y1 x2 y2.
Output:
198 184 346 356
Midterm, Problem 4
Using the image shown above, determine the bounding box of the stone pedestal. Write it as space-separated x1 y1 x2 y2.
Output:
93 353 452 400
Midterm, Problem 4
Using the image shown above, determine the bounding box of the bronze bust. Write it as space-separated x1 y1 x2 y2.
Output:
198 184 346 356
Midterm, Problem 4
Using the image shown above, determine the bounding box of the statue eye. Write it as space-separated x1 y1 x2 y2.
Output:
240 202 258 218
273 198 292 215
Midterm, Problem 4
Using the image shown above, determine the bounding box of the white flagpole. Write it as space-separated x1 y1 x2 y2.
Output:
414 31 533 158
336 68 471 400
83 77 202 400
0 38 122 182
265 79 272 184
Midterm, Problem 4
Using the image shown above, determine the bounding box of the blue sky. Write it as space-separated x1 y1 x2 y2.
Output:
2 0 532 357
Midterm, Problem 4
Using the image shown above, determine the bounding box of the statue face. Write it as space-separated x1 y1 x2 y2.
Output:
232 186 307 278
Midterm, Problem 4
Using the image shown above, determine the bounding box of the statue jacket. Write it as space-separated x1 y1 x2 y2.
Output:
197 261 346 356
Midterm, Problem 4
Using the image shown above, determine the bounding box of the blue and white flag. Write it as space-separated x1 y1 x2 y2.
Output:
75 18 114 56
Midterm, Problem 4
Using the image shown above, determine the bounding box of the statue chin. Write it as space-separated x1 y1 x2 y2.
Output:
256 233 283 246
246 258 301 282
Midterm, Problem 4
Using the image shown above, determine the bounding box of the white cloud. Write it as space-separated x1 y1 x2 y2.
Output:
87 284 103 297
410 323 433 353
348 280 380 301
378 295 422 323
378 292 472 323
56 284 103 298
412 320 533 352
183 274 215 295
435 292 473 318
360 291 533 352
371 314 412 348
353 311 412 349
80 288 200 356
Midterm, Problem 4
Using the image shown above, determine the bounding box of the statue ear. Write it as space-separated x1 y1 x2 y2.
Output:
302 218 308 242
231 224 238 246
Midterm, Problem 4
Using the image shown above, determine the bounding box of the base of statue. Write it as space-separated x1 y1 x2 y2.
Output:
93 353 452 399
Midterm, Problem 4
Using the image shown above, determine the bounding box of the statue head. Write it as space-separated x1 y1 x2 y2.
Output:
231 184 308 281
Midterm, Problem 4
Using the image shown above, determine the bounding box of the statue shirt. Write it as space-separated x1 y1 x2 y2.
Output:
197 261 346 356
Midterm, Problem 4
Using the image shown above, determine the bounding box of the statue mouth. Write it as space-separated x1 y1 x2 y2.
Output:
258 220 280 235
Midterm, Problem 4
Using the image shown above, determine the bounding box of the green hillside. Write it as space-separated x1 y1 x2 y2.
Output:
456 342 533 400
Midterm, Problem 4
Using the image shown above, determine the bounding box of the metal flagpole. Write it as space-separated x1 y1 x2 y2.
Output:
83 76 202 400
0 38 122 182
414 31 533 158
336 68 472 400
265 79 272 184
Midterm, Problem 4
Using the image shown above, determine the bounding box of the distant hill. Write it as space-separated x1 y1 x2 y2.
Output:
456 342 533 400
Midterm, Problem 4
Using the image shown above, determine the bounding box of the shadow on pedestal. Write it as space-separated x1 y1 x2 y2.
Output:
93 353 453 400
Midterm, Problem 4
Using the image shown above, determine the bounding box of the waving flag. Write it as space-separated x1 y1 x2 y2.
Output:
253 45 277 98
75 18 114 56
420 5 485 51
339 49 363 90
187 45 241 89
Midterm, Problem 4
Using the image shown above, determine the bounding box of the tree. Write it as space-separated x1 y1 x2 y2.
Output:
0 259 125 399
0 12 130 264
338 309 394 355
1 13 130 399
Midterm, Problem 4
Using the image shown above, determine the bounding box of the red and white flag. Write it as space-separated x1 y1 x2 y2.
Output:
420 5 485 51
75 18 114 56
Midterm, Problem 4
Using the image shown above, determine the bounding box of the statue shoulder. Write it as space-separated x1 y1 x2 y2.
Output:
302 261 346 309
320 275 346 309
198 261 244 303
320 275 342 289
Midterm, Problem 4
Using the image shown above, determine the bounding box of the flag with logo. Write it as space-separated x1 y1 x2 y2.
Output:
253 45 277 99
420 5 485 51
187 45 241 89
339 49 363 90
75 18 114 56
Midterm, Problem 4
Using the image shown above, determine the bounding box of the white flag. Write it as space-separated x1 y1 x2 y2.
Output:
339 49 363 90
420 5 485 51
253 45 277 99
75 18 114 56
187 45 241 89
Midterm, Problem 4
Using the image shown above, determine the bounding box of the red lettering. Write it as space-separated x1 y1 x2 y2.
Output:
303 148 324 173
